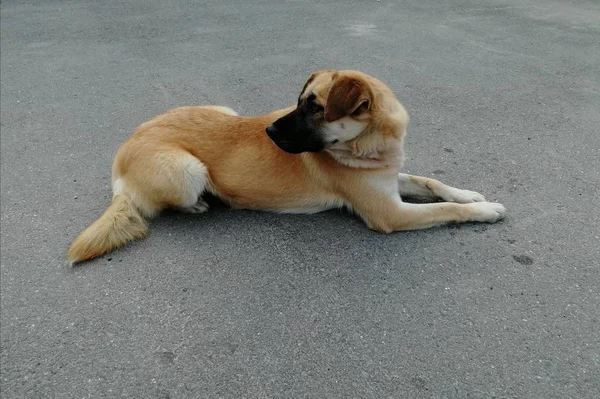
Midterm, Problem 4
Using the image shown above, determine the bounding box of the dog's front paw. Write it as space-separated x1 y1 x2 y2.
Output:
441 187 486 203
467 202 506 223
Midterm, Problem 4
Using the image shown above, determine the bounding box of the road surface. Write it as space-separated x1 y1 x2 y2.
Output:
1 0 599 397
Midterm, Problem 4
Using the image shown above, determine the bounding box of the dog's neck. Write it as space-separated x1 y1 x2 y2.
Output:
325 138 405 170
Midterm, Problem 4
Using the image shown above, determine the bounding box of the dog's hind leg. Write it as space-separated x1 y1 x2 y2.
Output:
116 150 211 215
397 173 486 204
167 153 211 213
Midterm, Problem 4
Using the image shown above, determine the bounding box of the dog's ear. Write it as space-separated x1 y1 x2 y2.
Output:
324 76 371 122
298 70 336 104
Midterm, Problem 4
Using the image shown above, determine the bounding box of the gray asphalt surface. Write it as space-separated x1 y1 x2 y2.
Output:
2 0 600 398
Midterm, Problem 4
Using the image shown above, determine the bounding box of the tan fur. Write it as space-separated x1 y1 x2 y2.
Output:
68 70 505 264
67 195 148 263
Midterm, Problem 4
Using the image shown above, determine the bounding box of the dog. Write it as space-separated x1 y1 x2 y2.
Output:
67 69 505 264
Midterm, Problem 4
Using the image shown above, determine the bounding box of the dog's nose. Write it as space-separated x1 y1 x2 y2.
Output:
266 125 278 137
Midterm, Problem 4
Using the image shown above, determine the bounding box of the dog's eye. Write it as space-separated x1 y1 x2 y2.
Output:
311 102 324 112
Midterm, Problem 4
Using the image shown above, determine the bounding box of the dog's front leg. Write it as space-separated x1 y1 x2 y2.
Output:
397 173 487 203
348 185 505 233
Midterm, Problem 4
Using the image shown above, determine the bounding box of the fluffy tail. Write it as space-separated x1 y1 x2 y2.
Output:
67 194 148 265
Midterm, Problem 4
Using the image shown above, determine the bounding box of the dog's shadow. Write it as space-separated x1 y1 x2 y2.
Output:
156 193 434 232
151 194 467 255
69 193 481 272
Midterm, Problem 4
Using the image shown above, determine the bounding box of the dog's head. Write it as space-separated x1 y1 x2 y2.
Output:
266 70 379 154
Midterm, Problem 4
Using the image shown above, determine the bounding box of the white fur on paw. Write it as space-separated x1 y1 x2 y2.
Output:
442 188 486 203
180 199 209 214
468 202 506 222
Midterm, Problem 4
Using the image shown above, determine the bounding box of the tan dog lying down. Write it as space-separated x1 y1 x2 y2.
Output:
68 69 505 264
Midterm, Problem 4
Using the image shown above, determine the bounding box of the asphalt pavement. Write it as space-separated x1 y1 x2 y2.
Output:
1 0 599 398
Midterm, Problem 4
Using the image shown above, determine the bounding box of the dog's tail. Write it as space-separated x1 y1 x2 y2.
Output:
67 194 148 265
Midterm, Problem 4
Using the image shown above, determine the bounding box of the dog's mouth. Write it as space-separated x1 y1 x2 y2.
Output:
266 126 293 151
272 139 303 154
266 126 325 154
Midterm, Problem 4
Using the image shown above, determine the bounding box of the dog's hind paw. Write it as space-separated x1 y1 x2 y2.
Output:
179 199 209 214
